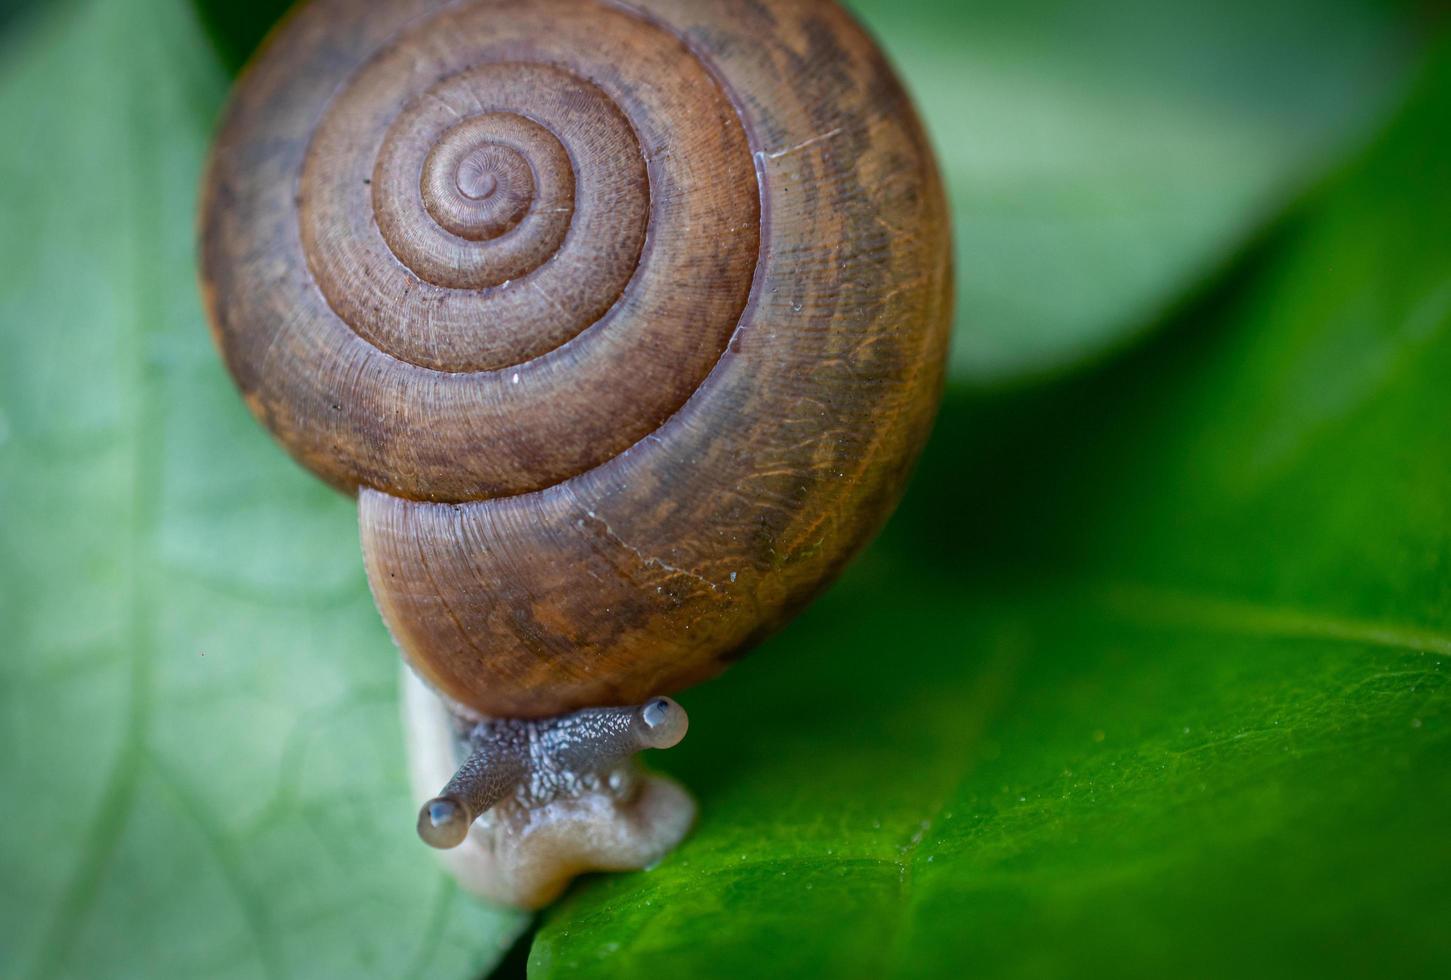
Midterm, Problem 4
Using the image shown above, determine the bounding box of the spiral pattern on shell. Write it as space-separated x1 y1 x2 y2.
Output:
202 0 952 716
207 0 760 501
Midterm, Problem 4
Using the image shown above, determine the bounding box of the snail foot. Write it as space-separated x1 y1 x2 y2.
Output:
402 668 695 908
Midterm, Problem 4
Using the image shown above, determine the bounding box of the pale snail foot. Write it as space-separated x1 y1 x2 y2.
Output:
401 669 696 909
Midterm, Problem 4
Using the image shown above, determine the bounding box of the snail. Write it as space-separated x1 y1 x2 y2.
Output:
198 0 951 908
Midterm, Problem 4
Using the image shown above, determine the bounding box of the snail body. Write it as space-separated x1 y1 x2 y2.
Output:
201 0 951 907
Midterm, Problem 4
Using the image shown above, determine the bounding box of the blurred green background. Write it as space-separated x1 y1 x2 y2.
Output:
1 0 1447 977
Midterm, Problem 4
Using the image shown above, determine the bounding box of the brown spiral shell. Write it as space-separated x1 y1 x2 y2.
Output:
200 0 952 717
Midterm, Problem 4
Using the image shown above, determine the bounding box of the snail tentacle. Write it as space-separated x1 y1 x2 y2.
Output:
417 696 690 851
404 675 695 906
417 740 527 849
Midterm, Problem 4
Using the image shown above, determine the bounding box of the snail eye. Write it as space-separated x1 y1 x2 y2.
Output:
641 698 673 729
416 796 472 850
636 697 688 749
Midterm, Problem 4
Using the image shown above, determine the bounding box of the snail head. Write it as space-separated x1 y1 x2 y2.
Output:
416 696 690 850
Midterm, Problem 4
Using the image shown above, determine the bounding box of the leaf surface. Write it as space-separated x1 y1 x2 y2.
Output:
0 3 526 977
530 44 1451 978
851 0 1425 380
1 2 1446 978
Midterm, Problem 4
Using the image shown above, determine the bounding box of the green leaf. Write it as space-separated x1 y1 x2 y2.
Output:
845 0 1428 382
188 0 1428 386
0 3 526 977
4 1 1445 978
530 43 1451 978
189 0 292 73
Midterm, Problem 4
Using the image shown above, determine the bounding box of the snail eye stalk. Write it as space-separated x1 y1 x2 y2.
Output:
416 697 689 850
415 738 527 850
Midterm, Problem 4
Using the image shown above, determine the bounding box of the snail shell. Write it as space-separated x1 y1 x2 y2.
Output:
199 0 951 905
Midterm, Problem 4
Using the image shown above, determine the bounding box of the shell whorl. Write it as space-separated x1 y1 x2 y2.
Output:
201 0 953 717
208 0 758 501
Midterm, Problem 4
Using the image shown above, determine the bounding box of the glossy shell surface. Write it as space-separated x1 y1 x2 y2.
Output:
200 0 952 716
